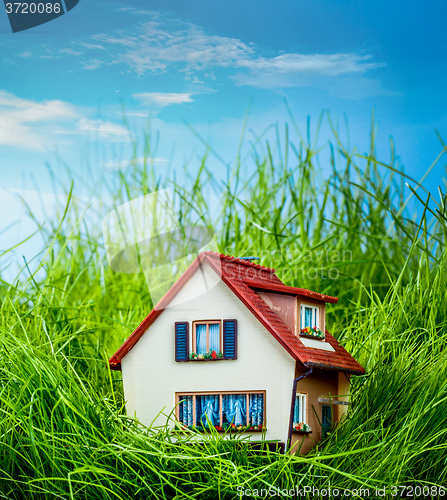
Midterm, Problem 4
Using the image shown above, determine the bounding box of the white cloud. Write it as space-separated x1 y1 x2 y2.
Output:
19 51 32 58
0 90 76 149
77 118 129 140
86 20 384 94
77 42 105 50
237 52 380 75
133 92 194 107
81 59 103 70
59 48 82 56
92 22 255 74
116 6 160 17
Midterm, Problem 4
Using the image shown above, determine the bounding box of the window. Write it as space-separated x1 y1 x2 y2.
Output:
192 321 221 356
177 391 265 431
175 320 238 361
300 304 319 329
321 404 332 438
293 393 311 432
293 393 307 424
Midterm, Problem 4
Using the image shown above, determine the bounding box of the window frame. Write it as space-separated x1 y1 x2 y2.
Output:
294 392 307 424
175 390 266 430
300 303 320 330
191 320 222 355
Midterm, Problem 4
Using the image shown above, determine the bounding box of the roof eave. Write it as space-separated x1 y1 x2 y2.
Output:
304 361 366 376
243 279 339 304
108 252 209 367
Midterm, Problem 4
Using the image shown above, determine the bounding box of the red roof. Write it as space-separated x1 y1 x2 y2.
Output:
109 252 365 375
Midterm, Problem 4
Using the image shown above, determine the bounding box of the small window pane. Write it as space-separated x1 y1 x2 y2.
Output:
294 396 300 422
196 395 220 427
304 307 313 327
178 396 194 426
222 394 247 426
249 393 264 426
209 323 220 351
322 404 331 438
196 324 207 353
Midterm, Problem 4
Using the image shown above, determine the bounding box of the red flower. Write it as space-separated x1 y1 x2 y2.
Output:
211 350 217 359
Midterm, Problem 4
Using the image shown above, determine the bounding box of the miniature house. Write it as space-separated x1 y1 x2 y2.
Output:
109 252 365 453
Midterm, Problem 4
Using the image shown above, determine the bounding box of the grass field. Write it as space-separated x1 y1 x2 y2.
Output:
1 114 447 499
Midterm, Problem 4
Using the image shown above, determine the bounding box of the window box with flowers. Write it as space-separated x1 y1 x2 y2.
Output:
300 326 325 340
189 350 224 360
292 422 312 434
181 422 266 433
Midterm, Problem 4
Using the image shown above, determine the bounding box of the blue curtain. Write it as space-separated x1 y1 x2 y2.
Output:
293 396 300 423
209 323 220 352
249 394 264 426
179 396 194 426
196 324 207 353
196 395 220 427
304 307 313 328
223 394 247 426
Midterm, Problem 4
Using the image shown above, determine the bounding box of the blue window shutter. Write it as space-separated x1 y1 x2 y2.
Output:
175 322 189 361
223 319 237 359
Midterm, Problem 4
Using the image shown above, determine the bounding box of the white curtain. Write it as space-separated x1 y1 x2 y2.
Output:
304 307 313 327
179 396 194 426
196 324 207 353
209 323 220 352
223 394 247 426
197 395 220 426
249 394 264 426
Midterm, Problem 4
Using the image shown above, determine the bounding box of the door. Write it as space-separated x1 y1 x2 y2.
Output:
321 404 331 438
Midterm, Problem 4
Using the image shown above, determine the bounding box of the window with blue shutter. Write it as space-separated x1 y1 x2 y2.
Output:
223 319 237 359
175 322 189 361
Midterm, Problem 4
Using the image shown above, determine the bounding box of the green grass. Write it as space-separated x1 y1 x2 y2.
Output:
1 111 447 498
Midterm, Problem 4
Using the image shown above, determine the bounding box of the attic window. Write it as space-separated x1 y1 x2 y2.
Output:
300 304 319 330
300 304 324 340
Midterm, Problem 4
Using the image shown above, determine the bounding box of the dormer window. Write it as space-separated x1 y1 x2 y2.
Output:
300 304 319 329
300 303 325 340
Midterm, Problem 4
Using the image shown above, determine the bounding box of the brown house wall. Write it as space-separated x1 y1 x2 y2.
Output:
290 364 350 454
257 291 297 334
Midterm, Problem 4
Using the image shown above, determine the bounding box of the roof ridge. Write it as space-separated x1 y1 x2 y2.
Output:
202 251 276 273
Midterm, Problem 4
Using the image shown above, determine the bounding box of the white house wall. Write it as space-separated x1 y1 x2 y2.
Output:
121 261 296 443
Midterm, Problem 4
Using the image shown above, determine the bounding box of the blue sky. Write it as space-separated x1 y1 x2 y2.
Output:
0 0 447 271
